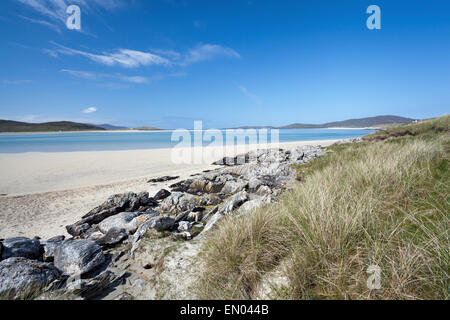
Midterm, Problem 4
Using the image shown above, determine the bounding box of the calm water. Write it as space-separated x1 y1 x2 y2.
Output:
0 129 373 153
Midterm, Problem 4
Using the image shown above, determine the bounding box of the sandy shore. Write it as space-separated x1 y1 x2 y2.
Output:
0 139 338 239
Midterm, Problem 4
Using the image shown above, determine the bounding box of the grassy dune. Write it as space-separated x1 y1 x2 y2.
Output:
197 115 449 300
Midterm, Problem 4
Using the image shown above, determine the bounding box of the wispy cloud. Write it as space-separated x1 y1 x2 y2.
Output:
19 15 61 33
43 48 59 58
16 0 125 22
61 69 149 84
239 86 262 105
15 0 125 35
3 79 32 85
53 44 171 68
82 107 97 114
150 48 182 61
46 42 240 69
61 69 98 80
182 44 241 65
61 69 187 87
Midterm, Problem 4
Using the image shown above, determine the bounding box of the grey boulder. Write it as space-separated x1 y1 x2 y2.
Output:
66 270 122 300
256 185 272 196
154 189 171 201
96 228 128 247
98 212 139 234
1 237 41 260
98 212 154 234
221 180 248 195
238 198 264 213
42 238 65 263
0 257 61 299
158 192 199 215
129 216 176 257
218 191 250 214
54 240 105 275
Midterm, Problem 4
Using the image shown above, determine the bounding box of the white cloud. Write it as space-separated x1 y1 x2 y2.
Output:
61 69 98 80
55 44 171 68
150 49 182 61
43 48 59 58
119 75 149 84
16 0 125 23
182 44 241 65
19 15 61 32
3 80 32 85
82 107 97 114
61 69 149 84
46 41 240 70
239 86 262 105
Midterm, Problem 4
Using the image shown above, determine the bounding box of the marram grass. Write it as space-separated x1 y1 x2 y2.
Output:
197 116 449 300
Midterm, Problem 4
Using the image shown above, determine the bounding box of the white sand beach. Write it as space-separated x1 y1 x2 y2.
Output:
0 140 338 239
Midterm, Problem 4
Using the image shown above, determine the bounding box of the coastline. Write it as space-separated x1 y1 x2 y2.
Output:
0 127 378 135
0 129 172 135
0 139 340 239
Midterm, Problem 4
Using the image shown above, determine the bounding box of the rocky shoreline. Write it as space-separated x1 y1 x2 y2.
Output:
0 144 331 300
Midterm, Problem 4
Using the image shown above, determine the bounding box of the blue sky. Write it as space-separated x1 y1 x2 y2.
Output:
0 0 449 129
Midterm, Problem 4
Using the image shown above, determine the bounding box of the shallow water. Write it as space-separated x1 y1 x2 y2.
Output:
0 129 373 153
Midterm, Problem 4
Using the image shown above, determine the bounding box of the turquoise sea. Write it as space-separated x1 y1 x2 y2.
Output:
0 129 373 153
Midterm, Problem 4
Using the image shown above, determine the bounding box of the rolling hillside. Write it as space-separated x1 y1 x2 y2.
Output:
0 120 106 133
234 115 417 129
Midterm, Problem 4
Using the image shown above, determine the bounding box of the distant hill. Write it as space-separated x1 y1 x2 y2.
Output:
279 123 322 129
133 126 164 131
0 120 105 133
93 124 129 130
319 115 416 128
234 116 416 129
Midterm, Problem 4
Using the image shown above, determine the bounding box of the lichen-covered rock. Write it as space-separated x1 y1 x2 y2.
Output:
1 237 41 260
77 192 158 231
54 240 105 275
221 180 248 195
42 238 65 263
238 198 264 213
256 185 272 196
177 221 192 232
83 192 138 219
98 212 139 234
212 154 251 166
248 177 263 191
129 216 176 257
99 212 157 235
187 208 204 223
148 176 179 183
158 192 199 215
96 228 128 247
66 222 91 237
218 191 250 214
146 216 176 232
187 179 224 195
65 270 120 300
202 212 222 233
66 207 121 237
47 235 65 243
154 189 171 201
0 257 61 299
199 193 223 206
169 179 194 193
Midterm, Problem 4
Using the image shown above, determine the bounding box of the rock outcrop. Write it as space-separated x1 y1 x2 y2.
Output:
0 258 61 299
54 240 105 276
1 237 41 260
1 145 325 300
